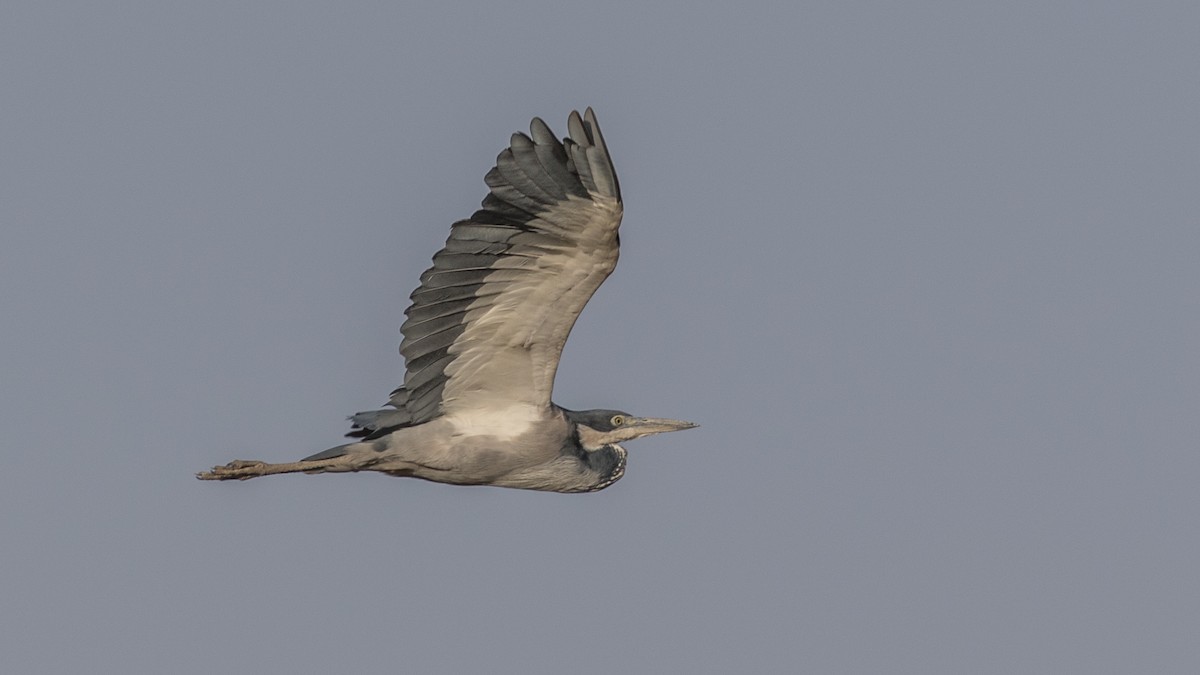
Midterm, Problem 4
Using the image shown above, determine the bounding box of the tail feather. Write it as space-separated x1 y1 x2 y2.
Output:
345 408 413 438
301 443 353 462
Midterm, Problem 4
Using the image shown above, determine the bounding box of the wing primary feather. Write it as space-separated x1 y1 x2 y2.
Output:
586 147 619 201
509 133 569 201
529 117 557 145
483 168 547 216
534 140 589 198
565 141 597 194
583 108 621 200
496 143 557 204
567 110 591 144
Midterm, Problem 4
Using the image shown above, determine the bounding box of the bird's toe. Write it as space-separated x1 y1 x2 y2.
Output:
195 459 265 480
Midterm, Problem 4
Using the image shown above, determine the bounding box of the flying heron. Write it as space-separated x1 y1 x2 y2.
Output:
197 109 695 493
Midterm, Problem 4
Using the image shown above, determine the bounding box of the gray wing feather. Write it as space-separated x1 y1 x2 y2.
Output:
347 109 622 438
382 109 622 430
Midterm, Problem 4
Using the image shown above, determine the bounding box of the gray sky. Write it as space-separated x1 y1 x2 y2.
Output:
3 2 1198 673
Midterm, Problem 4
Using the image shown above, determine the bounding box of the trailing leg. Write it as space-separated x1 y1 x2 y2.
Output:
197 456 352 481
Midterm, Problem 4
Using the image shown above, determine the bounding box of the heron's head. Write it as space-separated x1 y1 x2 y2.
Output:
566 408 697 450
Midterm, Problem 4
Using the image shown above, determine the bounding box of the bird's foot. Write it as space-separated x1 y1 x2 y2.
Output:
196 459 268 481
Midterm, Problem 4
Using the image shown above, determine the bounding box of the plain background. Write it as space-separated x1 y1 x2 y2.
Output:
2 2 1198 673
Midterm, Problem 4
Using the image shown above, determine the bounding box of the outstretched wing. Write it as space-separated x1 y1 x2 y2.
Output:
365 109 622 433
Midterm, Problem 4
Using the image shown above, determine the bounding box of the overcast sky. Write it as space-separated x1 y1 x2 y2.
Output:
3 2 1198 673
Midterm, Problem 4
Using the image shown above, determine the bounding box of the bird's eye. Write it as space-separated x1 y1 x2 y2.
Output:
611 415 625 426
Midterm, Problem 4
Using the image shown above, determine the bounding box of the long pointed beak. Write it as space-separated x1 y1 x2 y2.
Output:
629 417 699 436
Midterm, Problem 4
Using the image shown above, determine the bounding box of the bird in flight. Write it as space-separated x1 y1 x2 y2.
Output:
197 109 695 493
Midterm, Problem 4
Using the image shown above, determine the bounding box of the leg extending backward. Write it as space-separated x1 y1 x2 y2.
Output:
196 457 352 481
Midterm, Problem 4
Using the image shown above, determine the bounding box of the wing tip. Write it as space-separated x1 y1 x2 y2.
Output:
567 107 620 201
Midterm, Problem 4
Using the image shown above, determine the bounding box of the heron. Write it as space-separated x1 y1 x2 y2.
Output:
197 109 695 493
